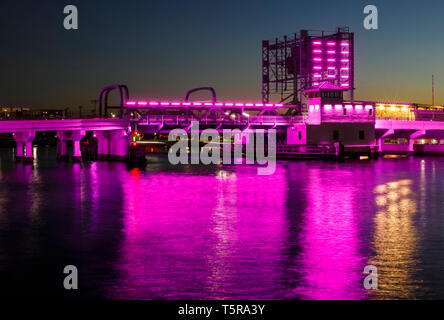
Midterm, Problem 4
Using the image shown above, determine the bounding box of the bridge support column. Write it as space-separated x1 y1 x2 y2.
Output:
376 129 394 153
95 130 129 161
13 131 35 163
409 130 426 153
95 131 110 160
57 130 85 162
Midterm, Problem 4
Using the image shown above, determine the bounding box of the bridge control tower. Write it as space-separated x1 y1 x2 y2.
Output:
262 27 354 112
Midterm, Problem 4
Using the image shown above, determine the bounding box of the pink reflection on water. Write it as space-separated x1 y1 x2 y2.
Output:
294 168 367 300
112 166 288 299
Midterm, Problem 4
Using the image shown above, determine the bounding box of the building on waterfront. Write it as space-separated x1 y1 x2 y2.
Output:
1 107 68 120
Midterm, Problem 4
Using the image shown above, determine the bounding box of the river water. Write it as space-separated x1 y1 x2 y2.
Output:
1 146 444 299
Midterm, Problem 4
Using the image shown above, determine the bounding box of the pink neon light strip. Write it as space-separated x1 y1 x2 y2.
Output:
341 42 349 46
327 42 336 46
312 41 322 45
125 101 287 108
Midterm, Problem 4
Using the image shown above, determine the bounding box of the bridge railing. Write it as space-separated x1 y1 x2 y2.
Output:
376 116 444 122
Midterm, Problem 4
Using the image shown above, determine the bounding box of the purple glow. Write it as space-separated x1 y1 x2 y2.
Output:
313 66 322 70
355 104 363 110
327 42 336 46
335 104 343 110
327 50 336 54
313 58 322 62
149 101 159 106
341 51 350 55
114 167 289 299
341 59 350 63
327 58 335 62
324 104 332 111
126 101 136 106
313 49 322 53
312 41 322 45
327 67 335 70
293 169 366 300
341 83 350 87
341 42 350 46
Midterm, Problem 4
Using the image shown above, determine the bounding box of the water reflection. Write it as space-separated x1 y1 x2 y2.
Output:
369 179 422 299
294 167 366 300
115 165 288 299
0 147 442 299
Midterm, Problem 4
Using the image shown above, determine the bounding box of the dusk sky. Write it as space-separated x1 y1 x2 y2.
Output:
1 0 444 110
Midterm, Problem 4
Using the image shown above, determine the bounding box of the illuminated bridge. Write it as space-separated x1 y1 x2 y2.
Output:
3 85 444 162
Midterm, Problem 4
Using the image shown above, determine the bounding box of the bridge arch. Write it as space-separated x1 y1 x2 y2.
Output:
98 85 130 118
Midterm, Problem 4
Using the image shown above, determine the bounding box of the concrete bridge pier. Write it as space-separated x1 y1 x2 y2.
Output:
57 130 86 162
13 131 36 163
409 130 426 152
95 130 129 161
